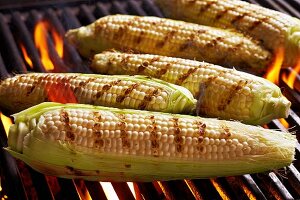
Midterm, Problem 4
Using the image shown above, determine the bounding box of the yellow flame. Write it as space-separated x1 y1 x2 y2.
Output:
210 179 230 200
34 21 54 71
282 59 300 89
279 118 289 129
20 44 33 68
0 113 12 137
52 29 63 58
100 182 119 200
265 47 284 85
33 21 64 71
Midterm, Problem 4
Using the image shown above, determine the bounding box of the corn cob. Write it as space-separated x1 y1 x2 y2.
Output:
0 73 196 114
65 14 272 74
91 52 291 125
6 102 295 181
155 0 300 68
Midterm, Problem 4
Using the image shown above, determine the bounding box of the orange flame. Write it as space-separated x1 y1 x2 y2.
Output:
100 182 119 200
33 21 63 71
279 118 289 129
0 112 12 137
20 44 33 69
34 21 55 71
74 180 92 200
45 82 77 104
264 47 284 85
282 59 300 89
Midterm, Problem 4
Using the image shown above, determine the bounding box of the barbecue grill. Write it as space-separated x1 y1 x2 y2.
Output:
0 0 300 199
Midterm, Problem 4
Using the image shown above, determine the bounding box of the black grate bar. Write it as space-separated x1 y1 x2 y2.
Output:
0 14 27 73
57 178 81 200
192 179 222 200
111 182 135 200
61 7 81 30
0 53 9 79
10 11 45 72
142 0 164 17
242 174 267 200
79 4 96 24
127 0 147 16
94 3 110 18
27 168 54 200
45 8 90 73
111 1 128 14
85 181 108 200
136 182 165 200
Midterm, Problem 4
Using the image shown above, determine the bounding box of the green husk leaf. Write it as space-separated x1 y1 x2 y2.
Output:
6 102 296 181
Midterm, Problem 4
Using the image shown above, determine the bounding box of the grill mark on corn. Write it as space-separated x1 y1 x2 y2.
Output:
155 61 175 79
138 57 160 74
137 60 149 73
74 77 96 94
221 124 231 138
172 117 183 153
230 12 249 25
93 112 103 140
118 113 130 148
205 36 224 48
197 70 229 113
95 79 122 99
176 67 198 85
116 83 140 103
149 115 159 157
155 30 176 48
60 110 75 142
248 17 269 31
138 88 159 110
25 75 45 96
179 33 196 52
198 0 217 14
135 30 145 44
66 166 84 176
214 8 230 21
196 121 206 137
218 80 248 111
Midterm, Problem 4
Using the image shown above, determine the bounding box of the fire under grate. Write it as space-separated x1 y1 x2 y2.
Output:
0 0 300 199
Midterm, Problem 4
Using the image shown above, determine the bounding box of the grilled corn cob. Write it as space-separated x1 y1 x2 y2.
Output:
65 14 272 74
156 0 300 68
6 102 295 181
91 52 291 125
0 73 196 114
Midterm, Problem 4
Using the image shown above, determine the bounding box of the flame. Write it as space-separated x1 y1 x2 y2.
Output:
282 58 300 89
264 47 284 85
0 113 12 137
20 44 33 68
45 82 77 104
279 118 289 129
33 21 63 71
100 182 119 200
74 180 92 200
34 21 55 71
210 179 229 199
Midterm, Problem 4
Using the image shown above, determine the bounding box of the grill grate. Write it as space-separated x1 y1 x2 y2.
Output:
0 0 300 199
